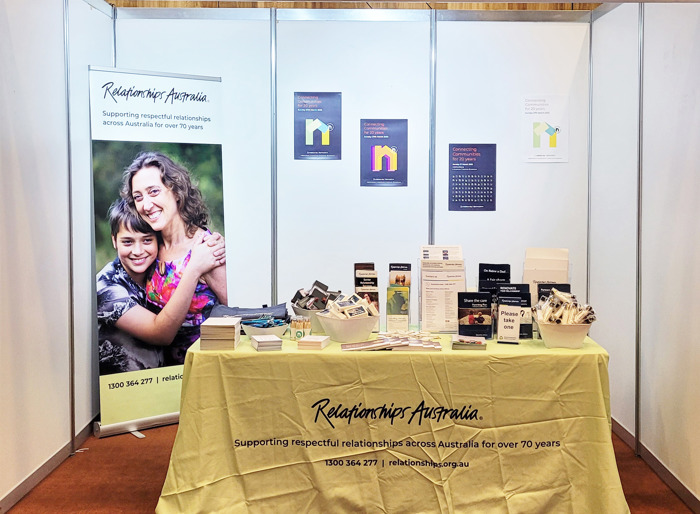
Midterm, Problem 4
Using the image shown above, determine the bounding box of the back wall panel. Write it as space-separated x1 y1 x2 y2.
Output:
436 18 590 294
276 10 431 323
115 9 273 309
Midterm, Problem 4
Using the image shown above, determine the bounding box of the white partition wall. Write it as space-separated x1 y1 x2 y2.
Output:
589 3 640 438
436 15 591 292
0 0 72 508
640 3 700 503
114 9 273 308
276 10 431 320
67 0 115 439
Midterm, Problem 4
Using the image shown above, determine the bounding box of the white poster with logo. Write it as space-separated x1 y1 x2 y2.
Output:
89 67 224 436
522 95 569 163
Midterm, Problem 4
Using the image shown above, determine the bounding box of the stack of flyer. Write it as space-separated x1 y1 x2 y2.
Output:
387 263 411 332
354 263 380 321
200 316 242 350
250 334 283 351
451 334 487 351
297 335 330 350
523 248 569 303
419 245 466 332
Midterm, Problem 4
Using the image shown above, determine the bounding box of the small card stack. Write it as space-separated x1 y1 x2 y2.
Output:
390 338 442 352
200 316 242 350
250 334 283 351
452 334 487 350
297 335 330 350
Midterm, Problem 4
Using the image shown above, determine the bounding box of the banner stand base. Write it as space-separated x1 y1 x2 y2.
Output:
93 412 179 438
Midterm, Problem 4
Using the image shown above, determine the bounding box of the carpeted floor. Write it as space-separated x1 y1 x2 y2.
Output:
8 427 693 513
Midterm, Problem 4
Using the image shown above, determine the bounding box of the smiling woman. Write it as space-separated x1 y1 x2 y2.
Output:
121 151 228 365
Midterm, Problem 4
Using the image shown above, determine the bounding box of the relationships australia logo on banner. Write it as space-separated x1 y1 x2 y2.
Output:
310 398 482 429
101 81 210 105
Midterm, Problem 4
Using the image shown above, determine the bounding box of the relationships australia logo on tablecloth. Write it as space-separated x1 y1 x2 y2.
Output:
101 81 209 104
310 398 482 429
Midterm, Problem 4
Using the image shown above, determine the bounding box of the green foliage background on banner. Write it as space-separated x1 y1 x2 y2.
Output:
92 140 224 270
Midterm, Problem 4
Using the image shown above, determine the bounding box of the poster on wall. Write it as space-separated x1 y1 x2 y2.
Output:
448 144 496 211
360 119 408 187
294 92 342 160
522 95 569 163
89 66 226 434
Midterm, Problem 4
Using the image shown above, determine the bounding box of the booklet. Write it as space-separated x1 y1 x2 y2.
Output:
478 263 511 283
478 263 511 303
451 334 487 350
457 292 493 339
354 263 379 317
386 286 410 332
389 263 412 288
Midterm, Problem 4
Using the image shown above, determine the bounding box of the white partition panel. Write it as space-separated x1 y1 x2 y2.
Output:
436 19 590 292
640 3 700 501
276 10 431 323
115 9 272 308
68 0 115 435
589 4 639 436
0 0 71 506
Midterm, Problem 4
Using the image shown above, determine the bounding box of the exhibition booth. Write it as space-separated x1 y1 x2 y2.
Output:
1 1 700 512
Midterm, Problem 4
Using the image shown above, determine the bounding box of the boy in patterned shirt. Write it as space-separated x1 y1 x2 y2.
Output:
96 199 225 374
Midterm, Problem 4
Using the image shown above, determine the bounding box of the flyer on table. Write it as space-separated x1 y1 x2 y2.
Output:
89 67 225 429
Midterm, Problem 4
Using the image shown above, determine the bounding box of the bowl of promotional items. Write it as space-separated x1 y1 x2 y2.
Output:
537 322 590 349
316 313 378 343
532 288 596 349
241 318 289 338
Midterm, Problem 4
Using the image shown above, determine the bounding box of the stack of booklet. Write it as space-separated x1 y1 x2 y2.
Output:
451 334 487 351
200 316 242 350
341 331 442 352
250 334 283 351
297 335 330 350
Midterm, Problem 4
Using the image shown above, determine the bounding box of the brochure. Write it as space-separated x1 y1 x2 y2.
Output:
457 292 493 339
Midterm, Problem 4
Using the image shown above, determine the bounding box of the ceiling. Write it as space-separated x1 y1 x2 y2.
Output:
105 1 603 11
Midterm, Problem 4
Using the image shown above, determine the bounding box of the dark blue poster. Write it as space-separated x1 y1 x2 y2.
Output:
449 143 497 211
360 119 408 187
294 92 341 160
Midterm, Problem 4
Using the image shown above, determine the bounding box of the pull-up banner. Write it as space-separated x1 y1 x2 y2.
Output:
89 66 224 436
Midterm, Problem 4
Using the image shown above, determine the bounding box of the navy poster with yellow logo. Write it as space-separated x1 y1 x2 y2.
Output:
360 119 408 187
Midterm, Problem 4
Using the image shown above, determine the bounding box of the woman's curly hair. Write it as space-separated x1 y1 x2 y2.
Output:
121 151 210 238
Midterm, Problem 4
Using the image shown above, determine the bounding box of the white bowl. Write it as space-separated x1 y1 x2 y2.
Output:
242 323 289 338
292 305 325 334
316 314 378 343
538 322 590 349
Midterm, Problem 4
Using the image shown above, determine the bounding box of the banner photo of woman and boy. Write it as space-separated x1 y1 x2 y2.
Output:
89 67 226 433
